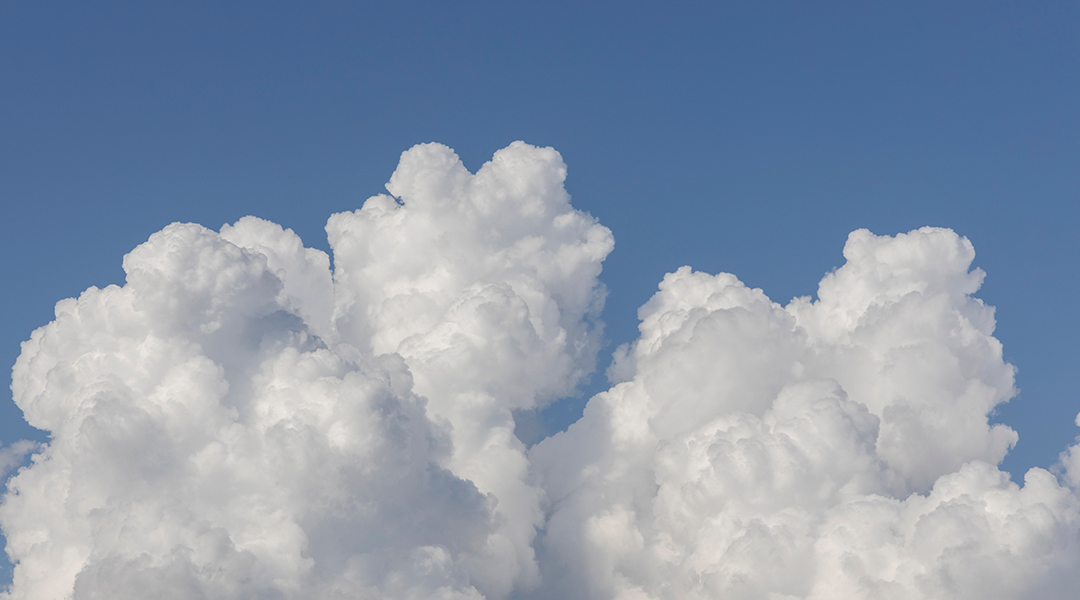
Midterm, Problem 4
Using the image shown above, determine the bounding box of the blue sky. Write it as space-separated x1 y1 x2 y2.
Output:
1 0 1078 586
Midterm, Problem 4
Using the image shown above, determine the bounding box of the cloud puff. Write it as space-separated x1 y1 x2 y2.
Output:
4 142 1080 600
2 142 611 600
5 222 493 599
326 142 613 596
530 227 1080 600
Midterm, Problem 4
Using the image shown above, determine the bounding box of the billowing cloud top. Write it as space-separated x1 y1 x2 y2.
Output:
4 142 1080 600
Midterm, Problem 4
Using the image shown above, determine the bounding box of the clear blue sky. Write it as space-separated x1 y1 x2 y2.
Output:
1 0 1078 576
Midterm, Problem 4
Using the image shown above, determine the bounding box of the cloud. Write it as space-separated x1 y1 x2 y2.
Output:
4 142 1080 599
3 142 610 600
529 227 1080 600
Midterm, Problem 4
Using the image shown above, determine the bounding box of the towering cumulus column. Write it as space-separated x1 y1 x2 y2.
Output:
328 142 613 597
1 142 613 600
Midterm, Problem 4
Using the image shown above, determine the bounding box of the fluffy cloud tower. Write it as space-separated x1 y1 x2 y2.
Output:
4 142 1080 599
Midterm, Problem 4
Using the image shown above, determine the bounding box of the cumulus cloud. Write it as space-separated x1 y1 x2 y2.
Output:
530 227 1080 600
3 142 610 600
4 142 1080 599
5 222 493 600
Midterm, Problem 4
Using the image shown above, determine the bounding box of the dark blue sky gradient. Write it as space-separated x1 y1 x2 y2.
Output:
2 1 1078 580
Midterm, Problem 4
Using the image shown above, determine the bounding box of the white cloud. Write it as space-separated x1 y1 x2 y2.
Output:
2 142 612 600
324 141 612 597
4 221 495 599
530 226 1080 600
4 143 1079 599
